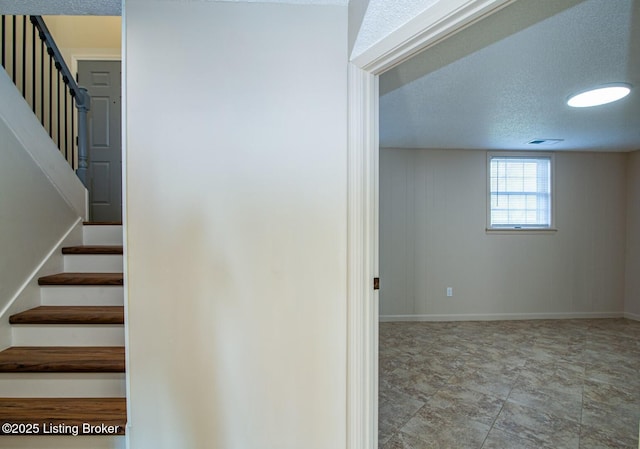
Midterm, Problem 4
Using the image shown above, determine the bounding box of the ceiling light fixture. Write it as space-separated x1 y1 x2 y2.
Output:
567 83 632 108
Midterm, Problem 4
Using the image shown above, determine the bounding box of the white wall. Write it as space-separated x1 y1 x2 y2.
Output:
0 69 84 344
125 2 347 448
625 150 640 319
380 148 628 320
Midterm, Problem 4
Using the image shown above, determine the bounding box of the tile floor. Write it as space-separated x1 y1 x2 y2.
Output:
379 318 640 449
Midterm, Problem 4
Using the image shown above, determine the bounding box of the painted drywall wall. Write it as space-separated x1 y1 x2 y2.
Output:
380 148 628 320
42 15 122 68
625 150 640 319
43 16 121 50
125 2 347 448
0 69 83 341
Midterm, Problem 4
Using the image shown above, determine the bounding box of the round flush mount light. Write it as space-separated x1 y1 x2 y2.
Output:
567 83 632 108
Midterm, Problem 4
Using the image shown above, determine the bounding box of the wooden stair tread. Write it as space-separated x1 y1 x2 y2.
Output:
62 245 123 255
0 347 125 372
10 306 124 325
83 221 122 226
0 398 126 435
38 273 123 286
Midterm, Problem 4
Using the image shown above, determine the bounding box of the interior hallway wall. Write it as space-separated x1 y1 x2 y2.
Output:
125 2 347 448
380 148 628 320
625 150 640 318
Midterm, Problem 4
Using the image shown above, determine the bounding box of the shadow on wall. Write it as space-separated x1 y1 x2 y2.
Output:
129 212 231 447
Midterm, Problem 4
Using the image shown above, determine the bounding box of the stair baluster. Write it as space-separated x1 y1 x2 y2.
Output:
0 15 90 187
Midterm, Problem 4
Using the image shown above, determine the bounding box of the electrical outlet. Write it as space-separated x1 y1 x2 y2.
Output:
446 287 453 297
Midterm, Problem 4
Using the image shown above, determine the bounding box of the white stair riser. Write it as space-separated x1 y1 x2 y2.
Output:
12 325 124 346
0 373 125 397
0 435 125 448
41 286 124 306
83 226 123 246
64 254 123 273
0 224 127 440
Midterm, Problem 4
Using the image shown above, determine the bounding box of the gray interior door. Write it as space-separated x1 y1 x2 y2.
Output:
78 60 122 222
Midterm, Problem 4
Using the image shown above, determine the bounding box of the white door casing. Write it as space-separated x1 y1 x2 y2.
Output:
346 1 516 447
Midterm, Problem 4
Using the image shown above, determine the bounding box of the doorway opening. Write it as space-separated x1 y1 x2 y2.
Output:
347 0 562 447
370 0 638 447
77 59 122 222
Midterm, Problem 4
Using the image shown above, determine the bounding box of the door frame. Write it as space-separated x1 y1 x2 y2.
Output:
74 55 122 221
346 1 516 447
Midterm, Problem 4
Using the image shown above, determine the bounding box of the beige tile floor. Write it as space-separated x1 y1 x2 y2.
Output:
379 319 640 449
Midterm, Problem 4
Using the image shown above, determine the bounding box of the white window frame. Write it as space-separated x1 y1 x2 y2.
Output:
486 151 557 233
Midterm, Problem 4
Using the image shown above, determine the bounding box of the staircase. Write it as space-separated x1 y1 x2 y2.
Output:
0 223 126 447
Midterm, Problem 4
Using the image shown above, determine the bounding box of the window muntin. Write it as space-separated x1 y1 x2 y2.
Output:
488 154 552 229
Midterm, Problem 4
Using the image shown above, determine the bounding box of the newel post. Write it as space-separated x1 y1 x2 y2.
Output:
75 87 91 188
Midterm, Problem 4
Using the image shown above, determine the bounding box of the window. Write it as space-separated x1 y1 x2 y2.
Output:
488 153 554 230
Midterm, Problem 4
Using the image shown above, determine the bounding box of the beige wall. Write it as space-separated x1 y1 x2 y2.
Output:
125 2 347 448
380 148 628 320
43 16 121 49
625 150 640 318
42 16 121 64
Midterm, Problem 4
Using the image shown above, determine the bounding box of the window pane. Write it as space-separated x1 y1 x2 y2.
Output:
489 156 552 228
492 210 508 224
509 209 526 224
523 175 537 192
506 176 523 192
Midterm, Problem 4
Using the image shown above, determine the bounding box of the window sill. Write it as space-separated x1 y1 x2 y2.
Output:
486 228 558 235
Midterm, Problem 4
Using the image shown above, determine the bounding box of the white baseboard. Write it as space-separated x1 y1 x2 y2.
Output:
0 218 83 350
624 311 640 321
379 311 625 322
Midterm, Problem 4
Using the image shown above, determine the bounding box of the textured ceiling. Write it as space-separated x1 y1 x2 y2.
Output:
352 0 439 58
0 0 121 15
379 0 640 151
218 0 348 3
0 0 347 15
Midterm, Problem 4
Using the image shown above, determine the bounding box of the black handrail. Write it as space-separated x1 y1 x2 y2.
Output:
0 15 90 187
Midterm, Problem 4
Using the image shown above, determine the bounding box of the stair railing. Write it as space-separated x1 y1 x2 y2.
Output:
0 15 90 187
